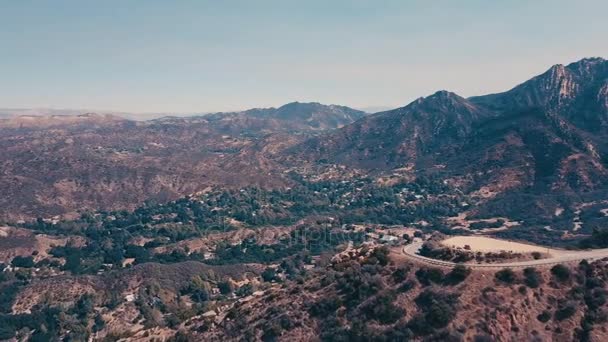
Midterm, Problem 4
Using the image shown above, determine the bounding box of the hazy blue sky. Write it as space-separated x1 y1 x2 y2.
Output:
1 0 607 114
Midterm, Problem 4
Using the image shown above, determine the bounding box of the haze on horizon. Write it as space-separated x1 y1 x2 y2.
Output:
1 0 607 116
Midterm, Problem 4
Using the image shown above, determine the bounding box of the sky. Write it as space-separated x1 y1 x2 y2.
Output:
1 0 607 115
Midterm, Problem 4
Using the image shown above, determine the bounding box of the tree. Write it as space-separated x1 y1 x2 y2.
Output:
73 294 94 320
415 267 444 286
555 303 576 321
550 264 571 283
523 267 542 288
183 276 211 303
11 256 35 268
392 266 410 283
63 251 82 274
236 283 254 297
444 265 471 285
495 268 516 284
262 267 277 282
218 280 233 295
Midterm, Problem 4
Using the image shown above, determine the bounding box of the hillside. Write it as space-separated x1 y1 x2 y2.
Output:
201 102 366 134
3 239 607 341
292 58 608 202
0 102 363 221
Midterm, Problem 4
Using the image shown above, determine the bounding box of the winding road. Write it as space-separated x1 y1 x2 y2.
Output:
399 241 608 269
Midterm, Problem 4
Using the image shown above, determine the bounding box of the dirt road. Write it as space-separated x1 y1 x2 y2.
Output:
400 241 608 269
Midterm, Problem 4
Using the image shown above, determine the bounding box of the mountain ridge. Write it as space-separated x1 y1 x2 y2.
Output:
290 57 608 199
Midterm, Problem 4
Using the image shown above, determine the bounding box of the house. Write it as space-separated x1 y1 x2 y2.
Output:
380 235 399 244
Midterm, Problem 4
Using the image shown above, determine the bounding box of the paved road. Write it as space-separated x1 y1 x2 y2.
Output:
400 241 608 269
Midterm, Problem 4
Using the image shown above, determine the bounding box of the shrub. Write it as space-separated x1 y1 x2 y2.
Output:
408 289 460 335
518 286 527 295
359 292 405 324
495 268 516 284
523 267 542 288
537 310 551 323
555 303 577 321
236 284 254 297
261 267 277 282
550 264 571 283
398 280 415 293
218 280 233 295
444 265 471 285
309 295 342 318
415 267 444 286
370 247 390 266
392 266 410 283
11 256 35 268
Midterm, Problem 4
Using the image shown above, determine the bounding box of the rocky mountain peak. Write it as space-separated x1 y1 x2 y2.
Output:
408 90 480 117
469 58 608 111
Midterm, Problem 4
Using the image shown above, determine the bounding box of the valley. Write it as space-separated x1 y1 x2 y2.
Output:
1 57 608 341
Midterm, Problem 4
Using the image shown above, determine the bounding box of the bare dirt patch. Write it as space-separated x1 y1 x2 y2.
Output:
441 236 558 255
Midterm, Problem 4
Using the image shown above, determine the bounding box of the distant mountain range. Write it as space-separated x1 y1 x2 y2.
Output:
0 57 606 220
0 108 168 121
154 102 366 134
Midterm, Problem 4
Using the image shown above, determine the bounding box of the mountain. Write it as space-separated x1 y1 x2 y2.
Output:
292 58 608 200
470 57 608 137
0 108 174 121
0 102 363 220
290 91 494 169
2 58 607 221
0 112 127 129
4 58 608 342
187 101 366 134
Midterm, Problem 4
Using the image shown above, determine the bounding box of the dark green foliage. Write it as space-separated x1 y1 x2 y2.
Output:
407 289 460 336
369 246 390 266
180 278 210 303
584 288 607 310
261 267 277 282
444 265 471 285
10 256 34 268
218 280 233 295
208 227 365 266
124 245 151 263
0 307 65 341
358 291 405 324
495 268 516 284
537 310 551 322
309 296 342 318
523 267 543 288
469 219 504 230
335 260 385 307
93 313 105 332
551 264 571 282
392 265 410 283
72 294 94 320
415 267 444 286
555 303 577 321
18 177 465 276
398 280 415 293
419 242 474 263
235 283 254 297
580 228 608 248
0 282 22 313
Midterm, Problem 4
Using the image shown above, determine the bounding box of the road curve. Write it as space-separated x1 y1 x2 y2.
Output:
401 241 608 269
